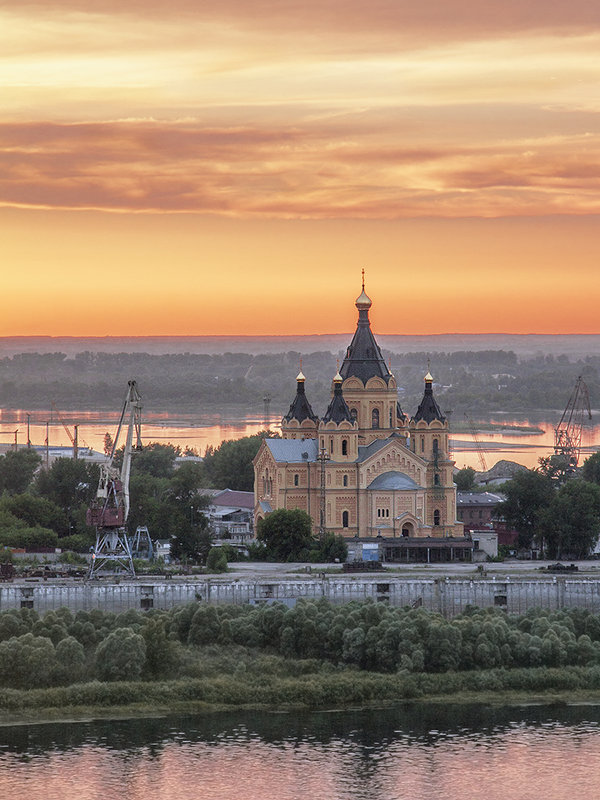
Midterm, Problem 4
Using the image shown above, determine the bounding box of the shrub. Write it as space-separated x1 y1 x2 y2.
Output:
95 628 146 682
206 547 228 573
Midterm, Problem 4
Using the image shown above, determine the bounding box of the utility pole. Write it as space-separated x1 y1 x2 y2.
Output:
263 393 271 424
317 445 330 541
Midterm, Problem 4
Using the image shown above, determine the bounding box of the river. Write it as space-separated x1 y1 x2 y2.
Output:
0 705 599 800
1 409 599 471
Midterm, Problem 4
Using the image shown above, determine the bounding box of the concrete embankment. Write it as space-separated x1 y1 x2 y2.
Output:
2 575 600 616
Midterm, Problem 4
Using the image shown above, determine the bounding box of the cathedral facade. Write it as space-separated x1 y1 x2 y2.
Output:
253 283 465 554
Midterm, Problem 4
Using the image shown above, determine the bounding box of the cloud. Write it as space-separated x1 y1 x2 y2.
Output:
6 2 600 41
2 118 600 218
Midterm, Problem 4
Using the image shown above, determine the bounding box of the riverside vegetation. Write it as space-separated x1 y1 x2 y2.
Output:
3 600 600 720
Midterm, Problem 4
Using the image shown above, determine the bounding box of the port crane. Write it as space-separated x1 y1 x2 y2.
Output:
51 402 79 460
554 376 592 471
464 413 488 472
87 381 142 578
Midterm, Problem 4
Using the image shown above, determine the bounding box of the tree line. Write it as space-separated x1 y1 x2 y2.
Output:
2 602 600 692
0 348 597 415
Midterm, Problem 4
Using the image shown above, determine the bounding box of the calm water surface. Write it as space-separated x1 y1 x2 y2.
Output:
1 410 600 469
1 705 599 800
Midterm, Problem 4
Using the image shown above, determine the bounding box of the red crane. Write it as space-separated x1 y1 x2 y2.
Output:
87 381 142 578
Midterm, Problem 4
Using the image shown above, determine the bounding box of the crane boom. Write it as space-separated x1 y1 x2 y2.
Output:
554 376 592 470
464 413 488 472
51 402 79 460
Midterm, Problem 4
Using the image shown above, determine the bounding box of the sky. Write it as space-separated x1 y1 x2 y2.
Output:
1 1 600 336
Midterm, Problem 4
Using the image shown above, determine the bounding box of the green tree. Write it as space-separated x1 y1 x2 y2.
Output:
206 546 228 572
130 443 180 478
170 524 212 564
35 458 98 510
454 467 477 491
0 494 67 536
582 452 600 485
538 454 572 484
203 432 278 492
541 480 600 559
141 617 179 678
95 627 147 681
257 508 315 561
315 532 348 562
0 449 42 495
54 636 86 684
496 469 555 550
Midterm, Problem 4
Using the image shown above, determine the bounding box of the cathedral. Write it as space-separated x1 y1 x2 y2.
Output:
253 282 468 562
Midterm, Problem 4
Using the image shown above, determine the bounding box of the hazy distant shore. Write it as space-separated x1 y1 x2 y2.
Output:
2 334 600 358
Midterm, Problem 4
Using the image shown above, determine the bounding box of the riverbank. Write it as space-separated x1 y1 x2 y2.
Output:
3 664 600 726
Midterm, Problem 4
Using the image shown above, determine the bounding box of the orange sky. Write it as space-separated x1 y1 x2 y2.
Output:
1 2 600 335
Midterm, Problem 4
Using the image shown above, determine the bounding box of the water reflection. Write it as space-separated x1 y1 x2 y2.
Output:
1 705 599 800
1 410 600 469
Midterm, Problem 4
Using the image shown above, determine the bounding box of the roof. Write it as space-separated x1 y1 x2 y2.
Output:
457 491 505 507
412 377 446 424
322 381 354 424
283 378 319 424
339 289 392 385
208 506 251 518
367 471 422 491
357 436 396 462
212 489 255 509
264 438 319 463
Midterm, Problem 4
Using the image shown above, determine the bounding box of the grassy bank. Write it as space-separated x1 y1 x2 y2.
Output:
3 662 600 725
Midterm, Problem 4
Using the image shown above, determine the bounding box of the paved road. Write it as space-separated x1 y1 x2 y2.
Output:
224 559 600 581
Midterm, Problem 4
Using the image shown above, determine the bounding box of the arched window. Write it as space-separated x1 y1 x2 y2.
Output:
434 473 440 486
342 510 349 528
433 509 441 526
294 474 299 486
342 439 348 456
433 438 439 456
350 407 358 422
372 408 380 429
343 474 348 487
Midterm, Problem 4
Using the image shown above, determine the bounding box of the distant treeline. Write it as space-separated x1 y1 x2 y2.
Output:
0 349 598 415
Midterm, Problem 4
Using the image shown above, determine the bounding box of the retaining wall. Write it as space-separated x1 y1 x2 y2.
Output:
3 577 600 616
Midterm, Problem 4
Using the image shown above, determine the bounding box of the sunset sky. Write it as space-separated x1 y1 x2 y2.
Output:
1 1 600 336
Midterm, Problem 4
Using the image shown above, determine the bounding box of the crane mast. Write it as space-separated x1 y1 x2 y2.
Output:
87 381 142 578
554 376 592 471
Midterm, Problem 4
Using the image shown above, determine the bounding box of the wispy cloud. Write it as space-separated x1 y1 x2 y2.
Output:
2 118 600 217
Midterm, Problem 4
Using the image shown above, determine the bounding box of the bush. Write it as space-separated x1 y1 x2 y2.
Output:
206 547 228 573
95 628 147 682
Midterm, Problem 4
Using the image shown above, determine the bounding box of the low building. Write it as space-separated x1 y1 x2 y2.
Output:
205 489 254 543
457 491 518 549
